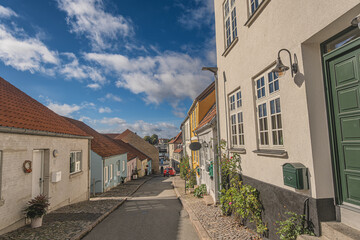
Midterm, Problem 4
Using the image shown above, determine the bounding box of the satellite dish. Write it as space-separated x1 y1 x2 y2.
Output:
189 142 202 151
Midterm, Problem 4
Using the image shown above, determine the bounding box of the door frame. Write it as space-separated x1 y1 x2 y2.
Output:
321 27 360 205
32 150 45 198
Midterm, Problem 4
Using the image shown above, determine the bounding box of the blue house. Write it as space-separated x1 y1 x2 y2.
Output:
65 117 129 193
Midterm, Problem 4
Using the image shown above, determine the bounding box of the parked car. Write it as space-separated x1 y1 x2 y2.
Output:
163 167 175 177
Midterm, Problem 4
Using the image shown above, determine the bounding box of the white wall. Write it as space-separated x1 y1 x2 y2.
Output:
0 132 89 233
214 0 360 199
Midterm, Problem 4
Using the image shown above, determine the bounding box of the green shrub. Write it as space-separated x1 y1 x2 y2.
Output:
194 184 207 198
188 169 197 188
180 156 190 179
276 212 315 240
24 194 50 219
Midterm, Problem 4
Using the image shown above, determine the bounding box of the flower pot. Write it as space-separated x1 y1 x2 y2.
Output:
31 216 43 228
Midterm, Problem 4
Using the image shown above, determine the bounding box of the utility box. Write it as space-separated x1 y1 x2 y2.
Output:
282 163 308 190
51 171 61 183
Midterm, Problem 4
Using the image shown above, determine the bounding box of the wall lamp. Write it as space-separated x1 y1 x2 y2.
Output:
271 49 298 78
351 14 360 29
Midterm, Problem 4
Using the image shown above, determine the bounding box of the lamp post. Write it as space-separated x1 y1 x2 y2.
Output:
271 49 298 78
201 67 221 202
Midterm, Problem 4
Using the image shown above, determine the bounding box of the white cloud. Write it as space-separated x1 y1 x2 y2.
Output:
0 5 17 18
97 117 178 138
47 102 81 116
87 83 101 90
58 52 105 85
85 52 212 106
177 0 214 30
105 93 122 102
57 0 134 50
0 24 59 73
99 107 112 113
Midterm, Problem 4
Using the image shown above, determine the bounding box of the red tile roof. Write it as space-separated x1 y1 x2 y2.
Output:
195 104 216 131
169 132 182 144
64 117 128 158
174 148 183 153
0 77 87 137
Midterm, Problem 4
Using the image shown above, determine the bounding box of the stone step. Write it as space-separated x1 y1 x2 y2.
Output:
321 222 360 240
203 195 214 206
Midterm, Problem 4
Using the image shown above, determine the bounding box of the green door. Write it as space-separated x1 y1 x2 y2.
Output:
326 40 360 206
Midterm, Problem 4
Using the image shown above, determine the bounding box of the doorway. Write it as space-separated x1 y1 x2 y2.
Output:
32 150 44 198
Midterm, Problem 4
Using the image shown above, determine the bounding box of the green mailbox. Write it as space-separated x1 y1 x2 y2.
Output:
282 163 308 190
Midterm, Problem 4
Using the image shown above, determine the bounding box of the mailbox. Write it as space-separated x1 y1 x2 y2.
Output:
209 161 214 178
282 163 308 190
51 171 62 183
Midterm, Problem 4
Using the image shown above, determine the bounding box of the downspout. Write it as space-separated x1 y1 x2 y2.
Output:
88 139 91 199
214 71 222 202
223 71 230 158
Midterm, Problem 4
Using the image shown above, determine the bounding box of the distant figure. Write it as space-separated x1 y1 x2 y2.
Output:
160 166 164 174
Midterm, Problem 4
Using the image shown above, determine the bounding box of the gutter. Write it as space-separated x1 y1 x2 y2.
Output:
0 126 93 139
193 116 216 134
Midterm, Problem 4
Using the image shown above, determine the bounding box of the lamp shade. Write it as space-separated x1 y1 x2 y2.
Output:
272 57 289 78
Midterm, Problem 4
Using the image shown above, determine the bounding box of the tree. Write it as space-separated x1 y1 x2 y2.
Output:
150 134 158 145
144 136 151 143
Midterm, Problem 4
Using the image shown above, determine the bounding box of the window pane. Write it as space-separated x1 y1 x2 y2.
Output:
271 115 276 129
268 72 273 82
279 130 283 145
275 98 281 113
263 103 267 116
265 132 269 145
70 153 75 173
270 100 275 114
269 83 274 93
257 79 260 88
258 105 262 117
257 90 261 99
277 115 282 128
274 80 279 91
261 77 264 86
264 117 268 130
261 88 265 97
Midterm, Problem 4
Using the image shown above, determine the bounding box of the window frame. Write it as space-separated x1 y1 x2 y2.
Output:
110 164 113 180
228 88 245 148
70 151 82 174
223 0 238 50
254 70 284 150
104 166 109 183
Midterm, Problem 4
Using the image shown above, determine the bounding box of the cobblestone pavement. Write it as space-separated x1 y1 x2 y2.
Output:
0 176 152 240
173 176 260 240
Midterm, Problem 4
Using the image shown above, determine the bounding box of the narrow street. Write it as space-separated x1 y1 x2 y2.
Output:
83 176 199 240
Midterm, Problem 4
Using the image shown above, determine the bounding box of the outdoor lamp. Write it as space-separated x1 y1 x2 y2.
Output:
271 49 298 78
351 14 360 29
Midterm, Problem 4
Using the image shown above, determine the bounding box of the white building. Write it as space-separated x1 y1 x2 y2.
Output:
0 77 91 234
194 105 217 202
214 0 360 237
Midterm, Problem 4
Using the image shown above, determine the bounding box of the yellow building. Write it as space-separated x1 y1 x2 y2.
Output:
187 82 215 170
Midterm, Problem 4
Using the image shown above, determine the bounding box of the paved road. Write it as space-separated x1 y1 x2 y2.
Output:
83 176 199 240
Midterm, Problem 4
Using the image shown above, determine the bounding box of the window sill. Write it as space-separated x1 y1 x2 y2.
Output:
69 171 83 178
253 149 288 158
222 37 238 57
244 0 271 28
230 148 246 154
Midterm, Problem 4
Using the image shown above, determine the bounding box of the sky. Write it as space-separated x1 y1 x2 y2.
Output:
0 0 216 138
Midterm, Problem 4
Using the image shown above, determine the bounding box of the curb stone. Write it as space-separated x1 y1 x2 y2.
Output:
172 178 212 240
72 176 153 240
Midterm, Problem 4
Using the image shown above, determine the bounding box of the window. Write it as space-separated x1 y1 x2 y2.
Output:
228 89 244 148
255 69 284 148
110 164 113 180
223 0 237 49
122 160 125 172
70 151 81 174
249 0 264 15
104 166 109 183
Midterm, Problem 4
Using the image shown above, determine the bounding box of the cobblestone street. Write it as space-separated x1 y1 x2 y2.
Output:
173 176 260 240
0 176 152 240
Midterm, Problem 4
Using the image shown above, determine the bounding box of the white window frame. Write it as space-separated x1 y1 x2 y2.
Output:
110 164 113 180
122 160 125 172
104 166 109 183
228 89 244 148
249 0 263 15
223 0 238 49
70 151 82 174
254 70 284 149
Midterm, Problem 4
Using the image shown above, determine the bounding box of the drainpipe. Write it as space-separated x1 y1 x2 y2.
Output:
202 67 221 202
223 71 230 159
88 139 91 199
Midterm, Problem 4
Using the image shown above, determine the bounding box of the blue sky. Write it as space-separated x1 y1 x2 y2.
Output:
0 0 215 138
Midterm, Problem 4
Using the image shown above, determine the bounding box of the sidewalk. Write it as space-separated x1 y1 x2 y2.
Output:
172 176 259 240
0 175 153 240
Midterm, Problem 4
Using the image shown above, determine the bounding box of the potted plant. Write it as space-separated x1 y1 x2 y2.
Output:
24 194 50 228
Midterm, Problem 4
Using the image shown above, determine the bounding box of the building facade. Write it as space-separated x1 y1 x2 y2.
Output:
0 77 91 234
194 105 217 202
214 0 360 237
